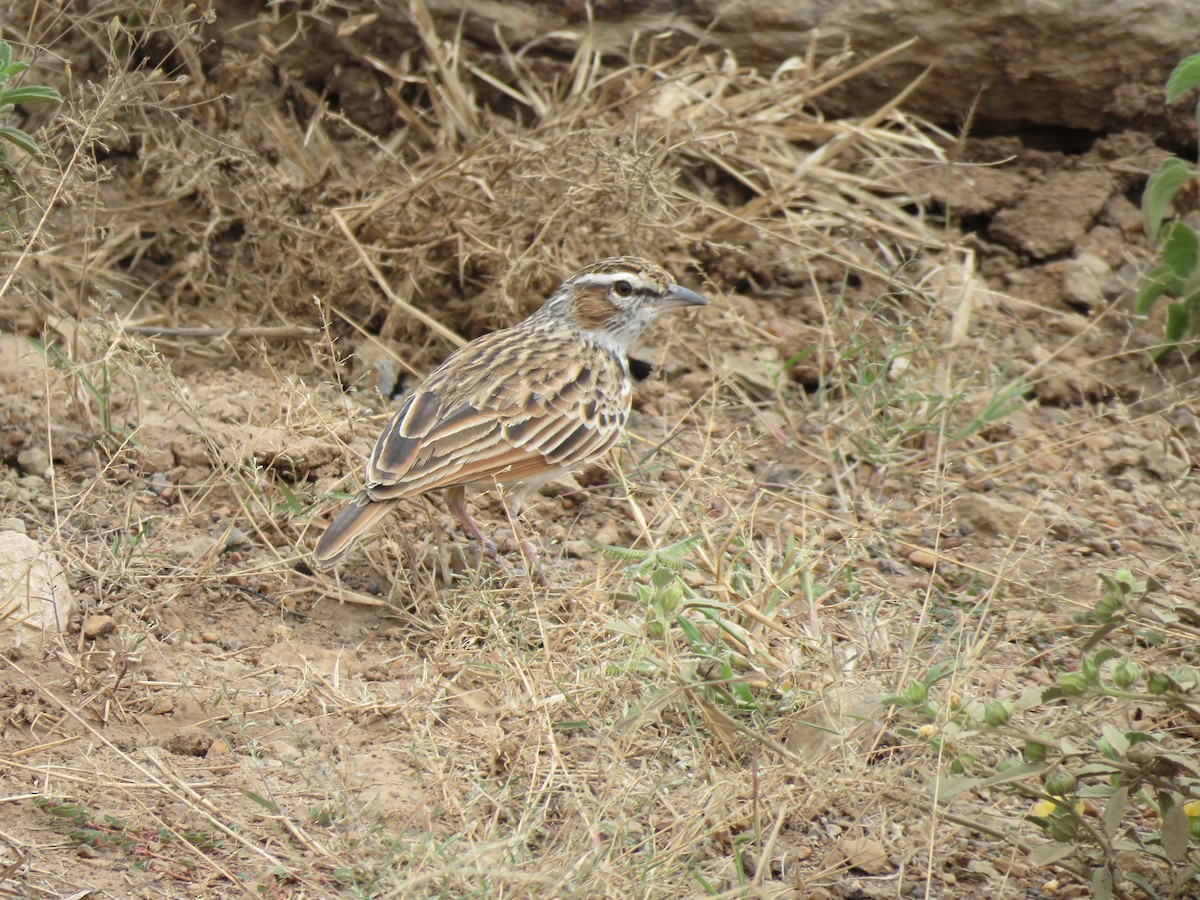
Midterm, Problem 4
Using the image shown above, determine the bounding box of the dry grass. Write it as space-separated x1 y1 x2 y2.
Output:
2 2 1200 899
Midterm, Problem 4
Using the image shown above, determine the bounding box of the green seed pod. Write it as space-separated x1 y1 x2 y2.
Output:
658 581 684 613
984 699 1014 727
1094 595 1121 622
1146 671 1172 694
1111 659 1141 689
1045 771 1077 796
1055 673 1089 696
902 682 927 705
1048 815 1078 842
995 754 1022 773
1024 739 1049 763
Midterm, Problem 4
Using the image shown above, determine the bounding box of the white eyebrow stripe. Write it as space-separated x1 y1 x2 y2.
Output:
575 273 651 291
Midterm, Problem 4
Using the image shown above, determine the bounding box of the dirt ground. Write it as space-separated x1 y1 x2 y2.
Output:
2 4 1200 899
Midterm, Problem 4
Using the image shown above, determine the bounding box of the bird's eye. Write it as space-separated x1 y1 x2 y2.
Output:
613 280 633 296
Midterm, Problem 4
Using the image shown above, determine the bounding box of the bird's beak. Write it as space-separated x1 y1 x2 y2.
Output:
656 283 707 310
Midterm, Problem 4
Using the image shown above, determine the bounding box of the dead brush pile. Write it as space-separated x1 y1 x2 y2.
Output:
4 1 964 370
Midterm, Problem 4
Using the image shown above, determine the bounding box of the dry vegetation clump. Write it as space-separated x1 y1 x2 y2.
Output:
2 2 1200 898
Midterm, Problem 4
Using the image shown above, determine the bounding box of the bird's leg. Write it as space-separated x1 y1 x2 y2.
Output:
445 486 499 562
501 487 549 587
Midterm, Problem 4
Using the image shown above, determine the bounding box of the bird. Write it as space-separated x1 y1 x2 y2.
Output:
312 256 706 580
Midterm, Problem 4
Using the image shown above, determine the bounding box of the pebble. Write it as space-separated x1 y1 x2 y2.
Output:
1143 443 1189 481
16 448 50 478
907 548 939 569
592 520 621 546
166 729 211 756
1062 252 1111 311
147 472 173 497
81 615 116 639
955 493 1045 537
207 739 231 758
0 517 26 535
834 836 890 875
224 527 253 551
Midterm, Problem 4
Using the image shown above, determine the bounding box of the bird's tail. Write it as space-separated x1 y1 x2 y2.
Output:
312 494 400 567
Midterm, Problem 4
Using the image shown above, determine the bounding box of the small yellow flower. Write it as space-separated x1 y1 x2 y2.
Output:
1030 798 1086 818
1185 799 1200 818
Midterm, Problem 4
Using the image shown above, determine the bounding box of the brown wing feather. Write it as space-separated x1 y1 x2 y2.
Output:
358 325 629 504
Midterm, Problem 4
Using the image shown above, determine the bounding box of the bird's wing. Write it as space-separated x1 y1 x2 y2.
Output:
363 358 623 502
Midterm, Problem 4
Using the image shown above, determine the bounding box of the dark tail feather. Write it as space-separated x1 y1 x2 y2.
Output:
312 494 399 566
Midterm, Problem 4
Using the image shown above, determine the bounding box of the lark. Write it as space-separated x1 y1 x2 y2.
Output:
312 256 706 580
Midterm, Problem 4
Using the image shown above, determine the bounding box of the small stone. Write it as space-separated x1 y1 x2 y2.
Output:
207 738 231 758
1052 313 1089 335
593 520 621 547
81 615 116 639
15 447 51 478
266 740 301 761
0 533 78 651
147 472 173 497
906 548 939 569
0 517 26 535
1143 443 1190 481
954 494 1045 537
200 630 221 643
1110 261 1149 306
152 697 175 715
173 534 220 561
166 728 212 756
1100 193 1143 233
825 836 891 876
1062 252 1112 311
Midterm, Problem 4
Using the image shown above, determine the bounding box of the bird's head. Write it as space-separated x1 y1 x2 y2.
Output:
545 256 706 354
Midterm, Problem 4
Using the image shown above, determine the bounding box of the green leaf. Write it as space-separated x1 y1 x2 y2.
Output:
1165 301 1188 343
1126 873 1157 896
1166 52 1200 103
1091 866 1114 900
276 480 302 516
1 59 28 79
674 614 706 649
0 123 41 157
933 774 984 801
241 790 281 814
976 761 1047 791
2 85 62 106
1161 222 1200 280
0 42 12 71
1101 786 1128 839
1162 799 1189 863
922 660 956 688
1029 841 1078 866
1143 158 1199 240
1100 723 1131 757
